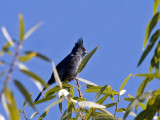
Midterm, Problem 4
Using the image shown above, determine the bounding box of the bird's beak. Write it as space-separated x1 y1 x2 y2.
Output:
84 51 88 54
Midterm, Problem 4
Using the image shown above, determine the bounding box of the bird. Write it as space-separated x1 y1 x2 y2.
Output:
34 38 87 102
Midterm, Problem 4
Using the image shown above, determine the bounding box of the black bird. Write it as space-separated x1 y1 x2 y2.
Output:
35 38 87 101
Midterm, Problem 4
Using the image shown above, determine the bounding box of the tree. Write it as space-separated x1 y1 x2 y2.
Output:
0 1 160 120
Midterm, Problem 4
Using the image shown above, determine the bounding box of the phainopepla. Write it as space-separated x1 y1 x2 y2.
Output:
34 38 87 101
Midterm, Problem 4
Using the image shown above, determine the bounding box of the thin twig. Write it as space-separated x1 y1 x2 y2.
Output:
4 41 21 85
114 93 120 116
73 106 85 120
22 109 29 120
75 77 83 98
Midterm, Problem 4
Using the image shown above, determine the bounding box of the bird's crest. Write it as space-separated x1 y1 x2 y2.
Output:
76 37 84 48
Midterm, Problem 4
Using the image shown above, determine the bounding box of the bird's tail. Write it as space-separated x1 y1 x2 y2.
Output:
34 87 46 102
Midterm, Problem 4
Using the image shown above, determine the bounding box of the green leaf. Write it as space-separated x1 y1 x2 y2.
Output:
135 89 160 120
69 86 74 97
19 52 36 62
128 95 146 110
78 45 99 73
52 62 62 88
108 85 114 102
2 88 20 120
124 91 154 120
68 86 74 108
38 110 49 120
119 73 132 91
34 95 56 105
138 29 160 67
60 108 72 120
19 51 51 62
104 103 117 108
45 97 65 111
94 114 122 120
78 77 97 86
135 73 160 79
20 69 48 88
14 80 36 110
59 102 62 114
24 93 33 107
72 97 86 101
153 0 160 15
84 95 109 120
143 12 160 50
19 14 25 42
95 85 108 101
85 85 118 95
44 84 72 97
24 21 43 40
117 108 126 112
0 42 12 56
97 108 112 115
136 77 154 97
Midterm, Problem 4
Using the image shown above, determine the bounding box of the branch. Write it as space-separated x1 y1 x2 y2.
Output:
114 93 120 116
75 77 83 98
5 42 21 85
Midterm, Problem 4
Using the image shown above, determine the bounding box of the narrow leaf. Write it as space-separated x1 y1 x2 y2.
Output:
20 69 48 88
143 12 160 50
136 77 154 97
78 45 99 73
34 95 56 105
14 80 35 110
78 101 106 109
38 110 49 120
108 85 114 102
135 73 160 79
120 73 132 91
52 62 62 89
153 0 160 15
124 91 154 119
44 84 72 97
94 114 122 120
45 97 65 111
85 85 118 95
24 21 43 40
135 89 160 120
78 77 97 86
95 85 108 101
30 112 38 119
19 52 36 62
138 29 160 67
25 51 51 62
19 14 25 42
104 103 117 108
1 27 14 46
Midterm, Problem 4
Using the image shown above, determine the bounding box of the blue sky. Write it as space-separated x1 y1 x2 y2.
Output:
0 0 159 120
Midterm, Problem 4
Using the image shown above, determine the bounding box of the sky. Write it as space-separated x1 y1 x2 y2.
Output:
0 0 159 120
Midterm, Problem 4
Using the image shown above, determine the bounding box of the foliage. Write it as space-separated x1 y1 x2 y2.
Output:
0 1 160 119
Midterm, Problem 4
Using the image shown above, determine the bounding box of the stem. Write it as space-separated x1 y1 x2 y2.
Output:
22 109 29 120
75 77 83 98
114 93 120 116
4 42 21 85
